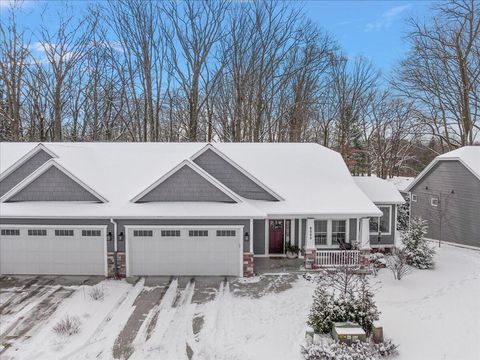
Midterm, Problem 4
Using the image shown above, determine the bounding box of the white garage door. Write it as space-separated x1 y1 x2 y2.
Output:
127 226 242 276
0 226 106 276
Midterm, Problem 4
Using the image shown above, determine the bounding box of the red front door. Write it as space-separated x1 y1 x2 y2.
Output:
269 220 284 254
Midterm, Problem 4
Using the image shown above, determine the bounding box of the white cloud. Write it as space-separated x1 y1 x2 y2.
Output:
365 4 411 32
0 0 33 9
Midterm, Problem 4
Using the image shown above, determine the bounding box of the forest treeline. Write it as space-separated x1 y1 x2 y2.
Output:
0 0 479 177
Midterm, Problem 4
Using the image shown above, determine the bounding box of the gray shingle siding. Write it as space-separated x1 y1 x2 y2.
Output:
137 165 235 203
369 204 396 246
193 149 278 201
6 166 101 202
253 219 266 255
0 149 52 197
410 160 480 248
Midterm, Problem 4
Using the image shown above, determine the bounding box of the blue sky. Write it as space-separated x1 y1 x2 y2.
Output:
1 0 436 75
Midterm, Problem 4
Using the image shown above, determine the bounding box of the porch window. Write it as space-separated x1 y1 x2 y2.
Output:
369 206 391 234
331 220 346 244
314 220 328 246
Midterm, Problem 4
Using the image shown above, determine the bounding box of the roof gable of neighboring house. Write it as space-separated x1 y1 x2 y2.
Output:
0 145 55 197
192 145 281 201
2 160 106 203
133 160 239 203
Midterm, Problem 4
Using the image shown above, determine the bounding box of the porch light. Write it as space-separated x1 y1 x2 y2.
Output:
107 232 113 242
118 232 124 242
244 231 250 242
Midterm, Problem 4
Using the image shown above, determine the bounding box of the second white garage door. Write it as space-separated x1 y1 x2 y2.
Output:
126 226 242 276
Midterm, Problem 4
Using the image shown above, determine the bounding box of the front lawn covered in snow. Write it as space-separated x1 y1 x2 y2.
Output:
1 245 479 360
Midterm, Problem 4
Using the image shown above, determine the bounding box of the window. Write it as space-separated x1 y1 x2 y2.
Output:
161 230 180 237
331 220 346 244
133 230 153 237
28 229 47 236
411 194 417 202
314 220 328 246
369 206 391 234
82 230 101 237
55 229 74 236
216 230 236 237
431 197 438 207
1 229 20 236
189 230 208 237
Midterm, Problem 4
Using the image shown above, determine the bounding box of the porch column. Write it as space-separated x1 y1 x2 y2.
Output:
304 218 316 269
359 218 371 269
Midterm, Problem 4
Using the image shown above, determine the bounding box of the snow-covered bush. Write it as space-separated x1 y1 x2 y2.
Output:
302 340 397 360
397 198 410 231
402 218 435 269
386 249 411 280
308 275 379 336
88 285 105 301
52 315 81 337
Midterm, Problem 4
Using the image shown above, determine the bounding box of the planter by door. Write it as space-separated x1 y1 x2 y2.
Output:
269 220 284 254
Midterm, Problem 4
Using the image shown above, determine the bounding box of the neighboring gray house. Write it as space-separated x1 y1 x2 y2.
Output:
406 146 480 248
1 142 400 278
354 176 405 249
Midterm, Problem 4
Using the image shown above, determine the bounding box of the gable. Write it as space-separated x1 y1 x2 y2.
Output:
193 148 278 201
0 149 52 197
136 164 236 203
6 166 102 202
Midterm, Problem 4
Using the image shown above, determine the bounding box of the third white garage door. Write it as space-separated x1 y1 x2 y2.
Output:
126 226 243 276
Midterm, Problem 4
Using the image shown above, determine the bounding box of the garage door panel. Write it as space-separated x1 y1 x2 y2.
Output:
128 227 241 276
0 227 105 275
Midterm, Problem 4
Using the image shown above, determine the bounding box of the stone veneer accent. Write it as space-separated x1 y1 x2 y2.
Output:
243 253 254 277
107 252 126 278
304 248 316 269
359 249 371 269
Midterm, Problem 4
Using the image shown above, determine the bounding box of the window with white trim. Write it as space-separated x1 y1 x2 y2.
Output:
189 230 208 237
161 230 180 237
369 206 391 234
82 230 101 237
1 229 20 236
411 194 417 202
216 230 236 237
314 220 328 246
55 229 74 236
331 220 347 244
133 230 153 237
28 229 47 236
431 197 438 207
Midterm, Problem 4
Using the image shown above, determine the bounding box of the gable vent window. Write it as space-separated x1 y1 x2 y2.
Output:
82 230 101 237
28 229 47 236
55 229 74 236
133 230 153 237
411 194 417 202
189 230 208 237
216 230 236 237
431 197 439 207
161 230 181 237
1 229 20 236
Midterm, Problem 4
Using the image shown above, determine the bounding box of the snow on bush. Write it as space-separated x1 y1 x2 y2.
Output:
302 340 398 360
52 315 81 337
402 218 435 269
308 270 379 336
386 249 411 280
397 198 409 231
88 285 105 301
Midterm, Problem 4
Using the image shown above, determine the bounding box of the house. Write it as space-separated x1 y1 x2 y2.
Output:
353 176 405 250
1 142 401 277
405 146 480 249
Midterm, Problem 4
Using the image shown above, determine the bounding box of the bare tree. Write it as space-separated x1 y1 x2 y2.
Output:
386 249 411 280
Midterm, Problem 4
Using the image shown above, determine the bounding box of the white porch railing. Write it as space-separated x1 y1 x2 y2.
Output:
316 250 360 267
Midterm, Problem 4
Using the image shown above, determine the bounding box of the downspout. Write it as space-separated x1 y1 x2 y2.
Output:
110 218 118 278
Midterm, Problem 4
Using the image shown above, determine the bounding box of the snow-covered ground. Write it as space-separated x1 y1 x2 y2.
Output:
1 245 479 360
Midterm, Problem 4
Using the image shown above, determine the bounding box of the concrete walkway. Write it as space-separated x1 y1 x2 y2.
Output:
254 257 304 275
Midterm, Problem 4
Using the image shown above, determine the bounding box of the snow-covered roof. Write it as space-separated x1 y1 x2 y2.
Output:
406 146 480 192
385 176 414 193
0 142 381 218
353 176 405 204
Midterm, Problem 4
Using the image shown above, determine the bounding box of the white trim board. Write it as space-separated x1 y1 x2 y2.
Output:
0 143 58 181
190 144 284 201
130 159 242 203
0 159 108 203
